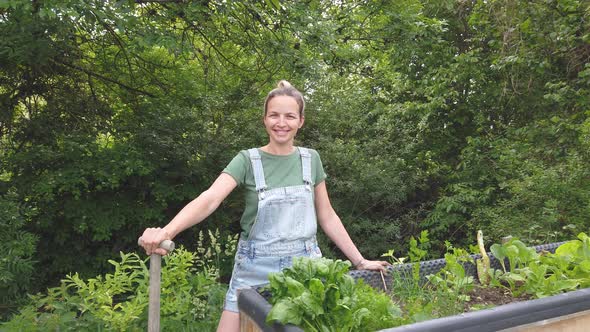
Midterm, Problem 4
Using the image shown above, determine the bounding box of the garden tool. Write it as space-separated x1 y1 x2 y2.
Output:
138 238 175 332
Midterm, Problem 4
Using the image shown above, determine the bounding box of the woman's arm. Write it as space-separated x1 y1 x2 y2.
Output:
314 181 389 271
140 173 238 255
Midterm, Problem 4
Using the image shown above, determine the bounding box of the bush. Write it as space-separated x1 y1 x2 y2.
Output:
1 230 237 331
0 190 38 320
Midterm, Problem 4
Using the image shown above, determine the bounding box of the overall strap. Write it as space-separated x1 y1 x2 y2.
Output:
247 149 267 195
298 147 313 189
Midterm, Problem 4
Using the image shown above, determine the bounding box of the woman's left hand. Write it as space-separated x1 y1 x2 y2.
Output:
355 259 391 272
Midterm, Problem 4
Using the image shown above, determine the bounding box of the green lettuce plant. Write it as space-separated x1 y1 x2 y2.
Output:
548 232 590 286
489 233 589 298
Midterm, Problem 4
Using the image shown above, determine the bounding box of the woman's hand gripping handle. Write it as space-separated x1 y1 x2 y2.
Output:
138 237 175 254
138 227 174 256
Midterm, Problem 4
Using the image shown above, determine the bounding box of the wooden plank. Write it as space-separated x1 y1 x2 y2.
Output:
240 310 262 332
504 309 590 332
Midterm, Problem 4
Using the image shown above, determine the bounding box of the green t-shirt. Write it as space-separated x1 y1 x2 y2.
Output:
223 147 327 238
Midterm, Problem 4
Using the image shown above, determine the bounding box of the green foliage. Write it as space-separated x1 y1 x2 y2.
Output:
515 261 579 298
266 257 401 332
517 232 590 296
1 0 589 310
427 242 474 303
387 239 475 323
490 238 539 273
408 230 430 282
485 233 590 298
423 0 590 249
550 232 590 286
387 232 590 327
0 190 38 319
1 230 235 330
408 230 430 262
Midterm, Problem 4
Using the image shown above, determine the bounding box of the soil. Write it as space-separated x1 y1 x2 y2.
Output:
464 285 533 311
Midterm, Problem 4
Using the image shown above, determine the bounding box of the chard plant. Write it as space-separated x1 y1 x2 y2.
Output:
266 257 402 332
511 232 590 297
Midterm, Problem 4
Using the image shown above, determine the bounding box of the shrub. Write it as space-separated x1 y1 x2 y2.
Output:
2 230 237 331
0 190 38 320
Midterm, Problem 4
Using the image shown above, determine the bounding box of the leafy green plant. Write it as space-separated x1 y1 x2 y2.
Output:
408 230 430 282
384 239 476 323
381 248 438 323
266 257 401 332
381 249 408 265
2 229 235 331
506 232 590 297
0 190 38 319
427 242 474 302
490 238 539 273
548 232 590 286
382 234 474 322
1 252 144 331
486 233 589 298
516 262 580 298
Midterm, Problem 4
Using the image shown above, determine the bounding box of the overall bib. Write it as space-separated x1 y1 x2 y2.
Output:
223 147 322 312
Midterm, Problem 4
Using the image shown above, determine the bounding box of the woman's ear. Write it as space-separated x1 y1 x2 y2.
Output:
298 116 305 128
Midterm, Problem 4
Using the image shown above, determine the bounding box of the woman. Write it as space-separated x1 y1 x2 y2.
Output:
139 80 389 332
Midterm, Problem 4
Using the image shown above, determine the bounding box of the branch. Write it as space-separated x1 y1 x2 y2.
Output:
89 9 136 83
53 59 156 97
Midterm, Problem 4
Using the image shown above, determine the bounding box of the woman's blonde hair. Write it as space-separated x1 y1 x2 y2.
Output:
263 80 305 117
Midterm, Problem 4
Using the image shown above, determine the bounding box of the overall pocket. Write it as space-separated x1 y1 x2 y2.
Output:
259 196 307 240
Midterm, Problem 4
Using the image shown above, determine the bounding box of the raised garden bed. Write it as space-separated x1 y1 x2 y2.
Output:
237 241 590 332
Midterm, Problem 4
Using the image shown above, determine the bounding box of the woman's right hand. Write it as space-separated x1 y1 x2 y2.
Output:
139 227 172 256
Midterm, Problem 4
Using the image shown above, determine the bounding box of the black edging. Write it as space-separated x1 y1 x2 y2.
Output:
237 241 580 332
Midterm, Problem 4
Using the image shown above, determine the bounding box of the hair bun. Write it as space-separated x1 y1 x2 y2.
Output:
277 80 293 89
264 79 305 117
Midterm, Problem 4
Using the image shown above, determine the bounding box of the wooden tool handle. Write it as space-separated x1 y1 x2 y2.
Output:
138 237 175 332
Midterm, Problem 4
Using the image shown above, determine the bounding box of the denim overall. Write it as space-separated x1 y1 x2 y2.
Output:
223 147 322 312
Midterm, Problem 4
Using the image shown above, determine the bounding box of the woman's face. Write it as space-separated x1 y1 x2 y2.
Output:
264 95 304 146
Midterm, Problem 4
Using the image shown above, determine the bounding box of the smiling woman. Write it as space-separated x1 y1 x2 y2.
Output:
139 80 389 332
